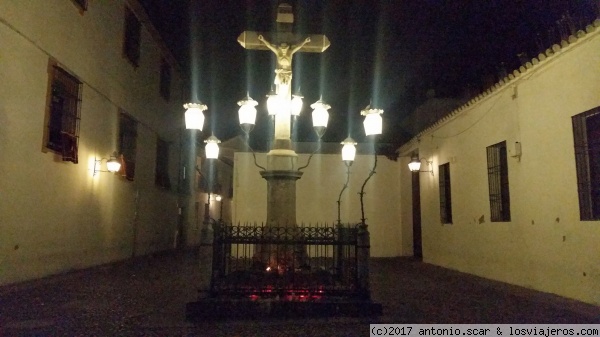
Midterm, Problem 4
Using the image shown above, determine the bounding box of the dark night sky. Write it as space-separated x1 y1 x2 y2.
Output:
140 0 598 151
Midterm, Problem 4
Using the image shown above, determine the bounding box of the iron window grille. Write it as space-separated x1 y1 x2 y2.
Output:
487 141 511 222
123 7 141 67
118 112 137 181
155 138 171 189
439 163 453 224
45 64 81 164
572 107 600 220
159 59 171 101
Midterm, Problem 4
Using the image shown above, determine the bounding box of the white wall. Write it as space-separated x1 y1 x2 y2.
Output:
0 0 185 284
233 152 403 257
399 26 600 305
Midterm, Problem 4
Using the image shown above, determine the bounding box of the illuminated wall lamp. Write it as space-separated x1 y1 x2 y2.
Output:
408 155 434 176
94 152 121 176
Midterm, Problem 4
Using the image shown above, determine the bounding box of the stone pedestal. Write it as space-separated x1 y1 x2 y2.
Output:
260 170 303 226
254 150 304 269
260 149 303 226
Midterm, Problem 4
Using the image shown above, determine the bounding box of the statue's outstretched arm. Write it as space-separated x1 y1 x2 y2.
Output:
291 37 311 54
258 35 278 54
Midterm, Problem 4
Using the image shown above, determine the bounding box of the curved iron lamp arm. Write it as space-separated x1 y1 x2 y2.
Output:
298 141 322 171
359 151 378 225
242 133 266 171
337 161 352 225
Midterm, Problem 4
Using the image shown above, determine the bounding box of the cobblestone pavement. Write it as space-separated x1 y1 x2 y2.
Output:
1 251 598 336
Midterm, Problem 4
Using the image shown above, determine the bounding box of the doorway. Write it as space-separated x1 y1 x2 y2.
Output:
412 172 423 259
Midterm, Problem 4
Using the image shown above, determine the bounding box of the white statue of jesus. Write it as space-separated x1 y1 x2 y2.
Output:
258 35 311 87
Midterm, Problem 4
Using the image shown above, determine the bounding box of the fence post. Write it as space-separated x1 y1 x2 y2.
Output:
356 223 370 299
335 223 342 278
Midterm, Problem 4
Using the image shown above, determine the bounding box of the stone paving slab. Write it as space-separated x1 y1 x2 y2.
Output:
0 251 598 336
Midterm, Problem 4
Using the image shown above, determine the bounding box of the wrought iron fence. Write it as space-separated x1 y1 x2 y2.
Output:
210 222 367 300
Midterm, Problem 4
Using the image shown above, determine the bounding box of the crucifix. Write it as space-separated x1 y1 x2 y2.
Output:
236 3 331 269
237 2 330 150
257 34 311 89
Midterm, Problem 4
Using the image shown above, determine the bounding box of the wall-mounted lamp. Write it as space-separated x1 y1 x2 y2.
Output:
408 155 434 176
94 152 121 176
215 194 224 222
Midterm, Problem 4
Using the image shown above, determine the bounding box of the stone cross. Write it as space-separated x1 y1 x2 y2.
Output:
237 3 330 148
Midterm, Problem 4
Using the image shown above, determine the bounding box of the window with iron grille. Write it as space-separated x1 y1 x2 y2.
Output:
159 59 171 101
487 141 511 222
123 7 141 67
118 112 137 181
439 163 452 224
45 63 82 164
572 107 600 220
71 0 87 11
155 138 171 189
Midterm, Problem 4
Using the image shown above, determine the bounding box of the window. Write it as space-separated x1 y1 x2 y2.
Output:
487 141 511 222
118 112 137 181
123 7 141 67
159 59 171 100
572 107 600 220
44 63 82 164
155 138 171 189
439 163 452 224
71 0 87 11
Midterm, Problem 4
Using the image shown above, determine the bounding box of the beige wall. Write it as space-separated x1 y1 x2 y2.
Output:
0 0 185 284
183 156 234 247
399 27 600 305
233 152 403 257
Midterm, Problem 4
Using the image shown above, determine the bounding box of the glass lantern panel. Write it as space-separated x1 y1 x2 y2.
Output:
342 144 356 161
205 142 219 159
238 104 257 125
107 160 121 173
267 95 288 116
363 113 382 136
291 96 303 116
312 107 329 128
185 108 204 130
408 161 421 172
